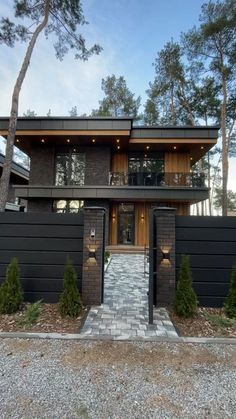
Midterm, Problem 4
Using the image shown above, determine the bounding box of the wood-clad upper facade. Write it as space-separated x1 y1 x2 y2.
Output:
0 117 218 246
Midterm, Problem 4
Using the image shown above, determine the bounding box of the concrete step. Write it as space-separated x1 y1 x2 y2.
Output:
106 245 149 255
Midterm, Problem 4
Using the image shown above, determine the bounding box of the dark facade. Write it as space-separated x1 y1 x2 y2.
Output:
0 117 219 245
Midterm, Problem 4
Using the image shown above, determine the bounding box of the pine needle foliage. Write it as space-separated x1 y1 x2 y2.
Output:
224 265 236 319
173 255 197 318
59 260 82 317
0 258 23 314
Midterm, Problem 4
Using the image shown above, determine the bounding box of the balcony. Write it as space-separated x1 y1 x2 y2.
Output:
109 172 205 188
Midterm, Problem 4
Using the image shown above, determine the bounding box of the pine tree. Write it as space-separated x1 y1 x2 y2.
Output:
173 255 198 318
0 258 23 314
224 265 236 318
59 260 82 317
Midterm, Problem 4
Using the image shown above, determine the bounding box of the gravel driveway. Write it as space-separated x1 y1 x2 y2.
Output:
0 338 235 418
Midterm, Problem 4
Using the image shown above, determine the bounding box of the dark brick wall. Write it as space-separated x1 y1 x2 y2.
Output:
82 207 105 305
28 199 53 212
154 207 176 306
85 146 110 185
29 145 55 185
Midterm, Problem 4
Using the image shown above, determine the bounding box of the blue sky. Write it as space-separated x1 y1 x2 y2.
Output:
0 0 235 191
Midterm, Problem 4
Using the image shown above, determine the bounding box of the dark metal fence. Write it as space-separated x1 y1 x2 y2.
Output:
176 216 236 307
0 212 84 302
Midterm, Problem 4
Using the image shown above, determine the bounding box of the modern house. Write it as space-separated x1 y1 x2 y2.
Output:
0 151 29 211
0 117 218 245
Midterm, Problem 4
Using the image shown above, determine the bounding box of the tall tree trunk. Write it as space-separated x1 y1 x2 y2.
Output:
207 151 212 216
221 75 228 216
0 0 50 211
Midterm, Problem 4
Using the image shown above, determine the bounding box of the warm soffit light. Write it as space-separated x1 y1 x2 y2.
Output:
190 157 193 160
173 146 177 150
16 139 20 143
66 138 70 143
116 138 120 143
201 146 204 149
117 145 120 150
41 138 45 143
146 145 150 150
92 138 96 143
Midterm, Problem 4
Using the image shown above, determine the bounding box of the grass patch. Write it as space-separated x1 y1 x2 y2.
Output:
204 312 236 329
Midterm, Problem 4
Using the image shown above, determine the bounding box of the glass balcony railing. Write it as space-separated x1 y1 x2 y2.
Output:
109 172 206 188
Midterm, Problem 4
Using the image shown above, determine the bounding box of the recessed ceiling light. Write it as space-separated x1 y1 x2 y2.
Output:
144 154 147 158
146 145 150 150
16 139 20 143
116 138 120 143
117 145 120 150
41 139 45 143
173 146 177 150
190 157 193 160
92 138 96 143
66 138 70 143
201 146 204 149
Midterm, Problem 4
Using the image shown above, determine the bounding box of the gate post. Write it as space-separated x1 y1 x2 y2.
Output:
154 207 176 306
82 207 106 305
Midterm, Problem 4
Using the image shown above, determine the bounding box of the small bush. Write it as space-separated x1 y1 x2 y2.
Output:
59 260 82 317
0 258 23 314
204 312 236 329
18 300 43 327
173 255 198 318
104 250 110 264
224 265 236 319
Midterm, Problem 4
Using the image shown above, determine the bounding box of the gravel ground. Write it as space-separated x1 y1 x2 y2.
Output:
0 339 235 419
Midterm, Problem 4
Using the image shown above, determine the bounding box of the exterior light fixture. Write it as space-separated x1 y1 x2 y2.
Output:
141 213 144 221
89 249 96 259
190 157 193 161
117 145 120 150
16 139 20 143
173 146 177 150
144 154 147 158
162 249 170 260
41 139 45 143
116 138 120 143
112 214 116 220
92 138 96 143
66 138 70 143
201 146 204 150
146 145 150 150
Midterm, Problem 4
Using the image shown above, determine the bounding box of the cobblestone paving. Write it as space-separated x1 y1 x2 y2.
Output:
81 254 178 340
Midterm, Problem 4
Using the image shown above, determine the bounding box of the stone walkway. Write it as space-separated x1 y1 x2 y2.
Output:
80 254 178 340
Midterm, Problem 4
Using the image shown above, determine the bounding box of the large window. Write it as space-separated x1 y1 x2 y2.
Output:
128 152 164 173
55 150 85 186
53 200 84 213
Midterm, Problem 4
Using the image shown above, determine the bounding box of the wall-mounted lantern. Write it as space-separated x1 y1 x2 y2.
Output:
89 249 96 259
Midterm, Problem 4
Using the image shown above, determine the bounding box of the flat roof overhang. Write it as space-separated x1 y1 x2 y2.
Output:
0 118 219 163
14 185 209 204
0 153 29 182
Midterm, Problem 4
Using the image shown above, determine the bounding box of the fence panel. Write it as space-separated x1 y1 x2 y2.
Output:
0 212 84 302
176 216 236 307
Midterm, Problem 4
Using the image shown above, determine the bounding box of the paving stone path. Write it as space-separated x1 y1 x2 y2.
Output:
80 254 178 340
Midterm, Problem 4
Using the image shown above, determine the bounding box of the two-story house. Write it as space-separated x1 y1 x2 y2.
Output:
0 151 29 211
0 117 218 246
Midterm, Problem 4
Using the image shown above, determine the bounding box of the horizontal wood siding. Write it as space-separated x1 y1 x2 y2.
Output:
0 213 83 302
176 216 236 307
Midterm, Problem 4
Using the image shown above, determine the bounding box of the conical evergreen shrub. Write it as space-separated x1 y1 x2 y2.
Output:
59 259 82 317
173 255 197 318
0 258 23 314
224 265 236 319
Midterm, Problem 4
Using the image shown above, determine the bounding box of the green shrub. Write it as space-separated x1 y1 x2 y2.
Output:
59 259 82 317
0 258 23 314
204 312 236 328
18 300 43 327
173 255 198 318
224 265 236 319
104 250 110 264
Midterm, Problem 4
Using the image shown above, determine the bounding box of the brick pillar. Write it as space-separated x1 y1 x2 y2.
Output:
82 207 106 305
154 207 176 306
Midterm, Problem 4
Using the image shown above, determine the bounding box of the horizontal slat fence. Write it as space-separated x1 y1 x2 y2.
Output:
176 216 236 307
0 212 84 302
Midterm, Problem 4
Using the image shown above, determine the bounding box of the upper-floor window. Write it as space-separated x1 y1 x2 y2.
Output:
128 152 164 173
55 149 85 186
